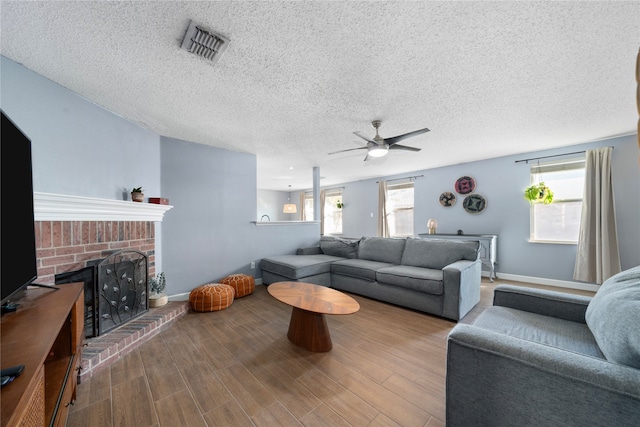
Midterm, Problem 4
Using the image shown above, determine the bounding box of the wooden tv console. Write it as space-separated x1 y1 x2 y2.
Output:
1 282 84 427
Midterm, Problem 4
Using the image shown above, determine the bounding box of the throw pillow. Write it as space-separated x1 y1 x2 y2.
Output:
585 265 640 369
357 236 406 264
401 238 479 269
319 236 359 259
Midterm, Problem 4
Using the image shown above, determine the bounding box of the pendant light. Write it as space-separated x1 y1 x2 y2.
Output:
283 185 297 214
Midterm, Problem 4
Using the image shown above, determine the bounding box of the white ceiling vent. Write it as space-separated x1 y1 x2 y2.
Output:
181 20 229 64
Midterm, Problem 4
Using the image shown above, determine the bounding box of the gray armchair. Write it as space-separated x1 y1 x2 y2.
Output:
446 266 640 427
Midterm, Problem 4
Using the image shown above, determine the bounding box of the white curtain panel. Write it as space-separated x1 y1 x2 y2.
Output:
378 180 389 237
320 189 326 235
299 192 305 221
573 147 621 284
636 47 639 161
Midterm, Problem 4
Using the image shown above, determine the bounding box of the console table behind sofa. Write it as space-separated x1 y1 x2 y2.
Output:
419 234 497 281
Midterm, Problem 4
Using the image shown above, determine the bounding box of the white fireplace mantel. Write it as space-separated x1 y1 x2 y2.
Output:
34 192 173 222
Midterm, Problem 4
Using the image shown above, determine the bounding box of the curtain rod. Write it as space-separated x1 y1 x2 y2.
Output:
376 174 423 183
514 147 613 164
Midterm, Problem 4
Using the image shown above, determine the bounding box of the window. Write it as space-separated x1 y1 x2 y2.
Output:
302 189 343 235
386 182 414 237
529 157 585 243
303 192 314 221
323 189 343 235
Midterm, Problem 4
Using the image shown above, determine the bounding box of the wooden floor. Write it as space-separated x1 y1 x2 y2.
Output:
67 278 594 427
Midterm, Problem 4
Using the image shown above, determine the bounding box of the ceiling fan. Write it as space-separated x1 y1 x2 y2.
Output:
329 120 430 161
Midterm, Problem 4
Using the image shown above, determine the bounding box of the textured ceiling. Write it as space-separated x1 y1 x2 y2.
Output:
1 1 638 191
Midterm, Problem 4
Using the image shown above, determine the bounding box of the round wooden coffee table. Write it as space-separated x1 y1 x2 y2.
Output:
267 281 360 352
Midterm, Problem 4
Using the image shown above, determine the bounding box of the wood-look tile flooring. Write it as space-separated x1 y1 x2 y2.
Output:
68 278 594 427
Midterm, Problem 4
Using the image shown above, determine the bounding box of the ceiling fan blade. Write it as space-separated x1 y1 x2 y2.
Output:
353 131 376 144
384 127 430 146
328 146 367 155
389 144 421 152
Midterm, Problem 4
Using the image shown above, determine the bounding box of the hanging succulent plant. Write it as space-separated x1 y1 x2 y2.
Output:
524 182 554 204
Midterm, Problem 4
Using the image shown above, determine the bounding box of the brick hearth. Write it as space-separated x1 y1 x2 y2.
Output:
31 194 176 382
33 219 170 382
78 300 189 382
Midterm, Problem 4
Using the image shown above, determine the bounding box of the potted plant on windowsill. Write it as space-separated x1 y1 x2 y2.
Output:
131 187 144 202
149 272 168 308
524 182 554 204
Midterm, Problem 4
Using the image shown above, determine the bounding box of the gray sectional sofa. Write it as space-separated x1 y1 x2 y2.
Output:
446 265 640 426
261 236 482 321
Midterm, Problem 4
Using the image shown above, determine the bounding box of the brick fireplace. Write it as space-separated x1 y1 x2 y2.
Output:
34 219 156 286
33 192 172 283
32 192 186 381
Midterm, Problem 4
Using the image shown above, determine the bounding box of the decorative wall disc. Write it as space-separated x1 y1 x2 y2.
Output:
439 191 456 207
454 176 476 194
463 193 487 214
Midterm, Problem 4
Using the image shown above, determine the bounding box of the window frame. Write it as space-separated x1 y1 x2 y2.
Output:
386 181 414 238
302 189 343 235
528 156 585 244
323 188 343 235
303 191 314 221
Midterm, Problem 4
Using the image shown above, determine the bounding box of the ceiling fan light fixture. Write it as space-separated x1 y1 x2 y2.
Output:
330 120 429 162
368 145 389 157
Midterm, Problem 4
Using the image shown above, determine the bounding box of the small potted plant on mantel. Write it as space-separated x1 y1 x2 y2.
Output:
149 272 168 308
131 187 144 202
524 182 554 204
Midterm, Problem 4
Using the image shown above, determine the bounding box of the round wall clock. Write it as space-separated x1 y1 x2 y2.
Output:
463 193 487 214
455 176 476 194
439 191 456 207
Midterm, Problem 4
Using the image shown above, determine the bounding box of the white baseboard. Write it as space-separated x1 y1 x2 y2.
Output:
168 278 265 301
168 293 190 301
488 271 599 292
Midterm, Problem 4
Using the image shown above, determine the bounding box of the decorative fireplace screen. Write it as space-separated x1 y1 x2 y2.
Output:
55 249 148 337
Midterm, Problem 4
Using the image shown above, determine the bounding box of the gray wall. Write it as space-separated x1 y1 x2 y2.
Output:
160 136 320 295
257 189 296 221
0 56 160 200
1 56 320 297
334 134 640 281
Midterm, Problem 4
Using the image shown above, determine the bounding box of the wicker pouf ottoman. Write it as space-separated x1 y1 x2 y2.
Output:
219 274 255 298
189 283 234 312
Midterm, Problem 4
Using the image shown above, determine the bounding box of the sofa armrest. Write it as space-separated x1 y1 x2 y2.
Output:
442 259 482 321
296 246 322 255
493 284 591 323
447 324 640 426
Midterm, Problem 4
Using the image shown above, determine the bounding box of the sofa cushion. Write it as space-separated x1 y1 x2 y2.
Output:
585 265 640 368
401 238 479 269
376 265 444 295
331 258 396 281
261 254 345 280
474 306 605 359
357 236 406 264
319 236 359 259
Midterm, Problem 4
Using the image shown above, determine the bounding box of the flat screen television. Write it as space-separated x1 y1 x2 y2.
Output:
1 110 39 309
